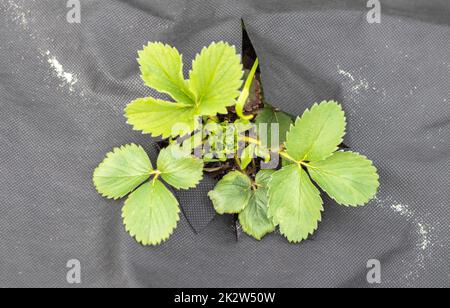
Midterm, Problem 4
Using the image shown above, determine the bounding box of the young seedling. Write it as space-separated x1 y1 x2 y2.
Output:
93 41 380 245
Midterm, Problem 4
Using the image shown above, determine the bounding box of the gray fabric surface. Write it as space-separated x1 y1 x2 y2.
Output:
0 0 449 288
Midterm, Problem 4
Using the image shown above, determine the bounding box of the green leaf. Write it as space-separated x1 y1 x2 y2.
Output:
268 165 324 243
208 169 275 240
189 42 244 116
255 169 275 187
125 97 196 139
239 189 276 240
138 42 194 104
128 42 244 137
93 144 153 200
281 158 294 167
308 151 380 207
256 105 293 148
157 145 204 190
285 101 346 162
122 180 180 246
208 171 252 214
238 170 276 240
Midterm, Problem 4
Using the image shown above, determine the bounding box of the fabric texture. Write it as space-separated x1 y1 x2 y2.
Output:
0 0 449 287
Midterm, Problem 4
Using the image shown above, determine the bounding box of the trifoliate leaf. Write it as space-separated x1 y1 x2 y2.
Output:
157 145 204 190
256 105 293 148
128 42 244 137
138 42 194 104
238 170 276 240
208 171 252 214
285 101 346 162
122 180 180 246
189 42 244 116
268 165 324 243
308 151 380 207
125 97 196 139
93 144 153 200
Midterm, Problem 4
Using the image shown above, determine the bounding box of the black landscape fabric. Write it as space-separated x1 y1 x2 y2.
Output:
0 0 449 287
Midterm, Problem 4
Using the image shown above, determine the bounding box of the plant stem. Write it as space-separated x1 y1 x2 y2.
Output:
241 136 261 145
150 170 162 185
278 151 316 169
204 166 224 173
236 58 259 121
235 156 242 170
278 151 297 163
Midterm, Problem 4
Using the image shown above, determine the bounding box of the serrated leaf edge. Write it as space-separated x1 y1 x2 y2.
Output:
208 171 252 215
285 100 347 162
208 190 249 215
93 144 152 200
121 182 181 246
124 99 194 139
308 151 380 207
161 161 205 191
157 146 205 190
267 165 324 243
137 42 194 105
188 41 244 115
238 192 276 241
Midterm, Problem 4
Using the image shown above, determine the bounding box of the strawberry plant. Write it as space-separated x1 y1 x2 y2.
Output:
93 41 380 245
